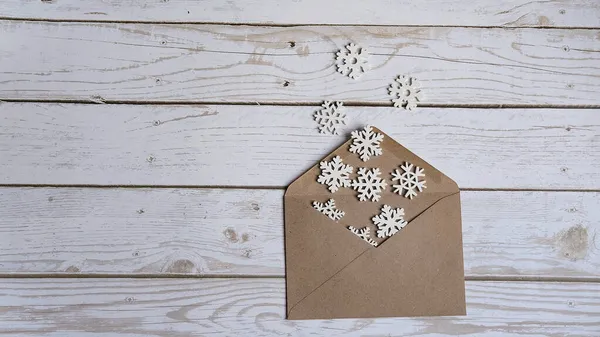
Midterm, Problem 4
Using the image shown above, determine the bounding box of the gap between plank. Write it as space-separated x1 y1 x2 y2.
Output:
0 184 599 193
0 273 599 283
2 98 600 109
1 17 600 30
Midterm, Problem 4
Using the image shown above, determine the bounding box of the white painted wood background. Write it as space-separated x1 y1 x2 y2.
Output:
0 1 599 336
2 0 599 27
2 22 600 105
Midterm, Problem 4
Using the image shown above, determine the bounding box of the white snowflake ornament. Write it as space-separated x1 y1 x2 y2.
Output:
391 162 427 199
351 168 387 202
372 205 408 238
312 199 345 221
348 226 378 247
389 75 422 110
335 43 370 79
314 101 347 135
317 155 353 193
349 125 384 161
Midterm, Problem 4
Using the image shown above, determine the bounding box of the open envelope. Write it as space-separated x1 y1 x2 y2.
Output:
284 126 466 319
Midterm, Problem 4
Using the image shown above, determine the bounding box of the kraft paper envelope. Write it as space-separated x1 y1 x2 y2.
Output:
284 126 466 320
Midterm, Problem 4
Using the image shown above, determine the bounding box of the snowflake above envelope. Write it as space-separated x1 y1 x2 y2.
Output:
284 126 466 320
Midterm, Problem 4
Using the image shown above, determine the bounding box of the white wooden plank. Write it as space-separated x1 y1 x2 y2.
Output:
1 187 598 278
1 278 599 336
2 22 600 105
1 103 598 189
1 0 599 28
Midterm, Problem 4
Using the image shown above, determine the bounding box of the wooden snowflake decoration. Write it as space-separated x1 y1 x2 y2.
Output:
313 199 345 221
349 125 384 161
351 168 387 202
314 101 347 135
388 75 423 110
348 226 378 247
335 43 370 79
372 205 408 238
317 155 353 193
391 162 427 199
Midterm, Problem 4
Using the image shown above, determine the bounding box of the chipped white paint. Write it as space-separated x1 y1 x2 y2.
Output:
0 103 598 189
1 278 600 336
391 162 427 199
349 125 384 162
0 188 598 277
2 23 600 105
0 0 598 334
1 0 599 27
317 156 353 193
351 168 387 202
313 199 345 221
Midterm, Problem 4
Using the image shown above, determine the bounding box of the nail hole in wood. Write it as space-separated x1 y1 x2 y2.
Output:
283 80 290 87
288 41 296 48
565 126 572 131
562 45 570 52
559 9 566 14
153 120 161 126
147 155 156 163
160 40 167 45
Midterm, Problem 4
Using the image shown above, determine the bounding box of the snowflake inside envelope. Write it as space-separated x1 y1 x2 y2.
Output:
284 126 466 320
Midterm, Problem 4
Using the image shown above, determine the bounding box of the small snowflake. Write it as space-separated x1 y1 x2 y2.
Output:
391 162 427 199
349 125 384 161
348 226 378 247
312 199 345 221
372 205 408 238
351 168 387 202
335 43 370 79
388 75 422 110
314 101 347 135
317 155 353 193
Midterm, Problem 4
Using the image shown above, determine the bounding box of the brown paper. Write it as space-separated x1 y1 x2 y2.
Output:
284 126 466 319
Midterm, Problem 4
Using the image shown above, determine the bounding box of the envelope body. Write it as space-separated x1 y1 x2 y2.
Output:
284 127 466 320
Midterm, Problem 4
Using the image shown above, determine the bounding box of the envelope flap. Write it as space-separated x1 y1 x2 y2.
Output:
287 193 465 319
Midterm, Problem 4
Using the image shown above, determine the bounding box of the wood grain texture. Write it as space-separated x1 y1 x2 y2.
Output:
1 278 599 336
1 187 598 278
2 22 600 105
1 0 599 27
1 103 598 189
